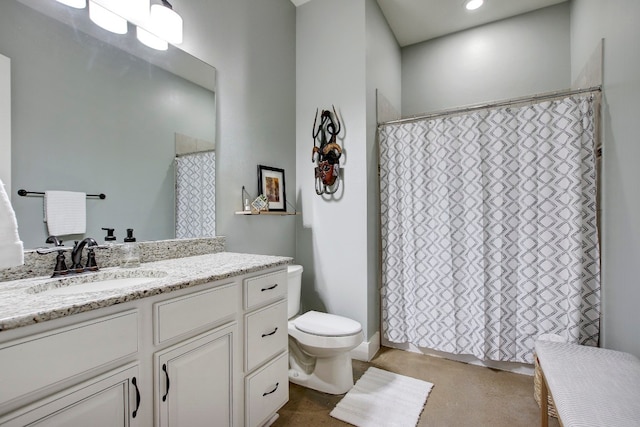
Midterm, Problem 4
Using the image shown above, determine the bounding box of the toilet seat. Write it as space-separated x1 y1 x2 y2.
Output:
294 311 362 337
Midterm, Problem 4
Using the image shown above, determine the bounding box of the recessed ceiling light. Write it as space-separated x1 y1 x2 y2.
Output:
465 0 484 11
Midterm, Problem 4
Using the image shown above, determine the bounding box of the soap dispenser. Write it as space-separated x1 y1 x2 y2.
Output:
121 228 141 268
102 227 116 246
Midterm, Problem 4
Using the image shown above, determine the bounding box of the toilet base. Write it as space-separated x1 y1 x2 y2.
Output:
289 351 355 395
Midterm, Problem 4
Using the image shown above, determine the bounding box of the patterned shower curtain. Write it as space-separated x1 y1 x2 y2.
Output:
379 95 600 364
175 151 216 238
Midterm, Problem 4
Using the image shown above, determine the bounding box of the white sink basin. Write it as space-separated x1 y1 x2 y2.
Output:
29 271 167 295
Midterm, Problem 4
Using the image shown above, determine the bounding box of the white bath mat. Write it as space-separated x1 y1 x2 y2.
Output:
330 367 433 427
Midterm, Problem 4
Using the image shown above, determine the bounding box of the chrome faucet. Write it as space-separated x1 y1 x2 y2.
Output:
71 237 99 273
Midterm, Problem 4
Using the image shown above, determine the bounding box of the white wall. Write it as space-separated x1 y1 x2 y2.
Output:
295 0 400 350
402 3 571 115
179 0 297 257
570 0 640 356
296 0 369 337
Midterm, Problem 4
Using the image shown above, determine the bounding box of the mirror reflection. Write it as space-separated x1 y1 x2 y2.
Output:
1 0 217 249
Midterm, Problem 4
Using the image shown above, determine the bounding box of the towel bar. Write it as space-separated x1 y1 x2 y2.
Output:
17 189 106 199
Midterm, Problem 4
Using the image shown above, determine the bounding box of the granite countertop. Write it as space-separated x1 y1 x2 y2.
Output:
0 252 292 332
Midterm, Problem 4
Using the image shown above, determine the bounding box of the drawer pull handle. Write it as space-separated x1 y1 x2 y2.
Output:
132 377 141 418
263 382 279 397
261 327 278 338
261 283 278 292
162 363 170 402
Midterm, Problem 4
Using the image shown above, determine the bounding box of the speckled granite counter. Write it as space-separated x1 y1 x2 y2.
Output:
0 252 291 332
0 236 227 283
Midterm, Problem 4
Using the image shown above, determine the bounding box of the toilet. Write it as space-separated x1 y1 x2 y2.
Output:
287 265 363 395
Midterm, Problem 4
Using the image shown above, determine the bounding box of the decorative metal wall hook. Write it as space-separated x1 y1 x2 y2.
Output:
311 105 343 195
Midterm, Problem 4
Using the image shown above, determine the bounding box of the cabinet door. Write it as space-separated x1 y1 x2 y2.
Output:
156 324 236 427
0 363 140 427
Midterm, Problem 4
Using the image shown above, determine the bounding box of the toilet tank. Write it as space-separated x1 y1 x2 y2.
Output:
287 265 303 319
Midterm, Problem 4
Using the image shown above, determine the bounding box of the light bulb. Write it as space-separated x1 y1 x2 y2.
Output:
56 0 87 8
465 0 484 11
149 2 183 44
89 1 128 34
137 27 168 50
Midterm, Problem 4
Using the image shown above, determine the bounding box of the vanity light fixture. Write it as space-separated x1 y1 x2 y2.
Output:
55 0 87 8
148 0 183 44
136 27 168 50
55 0 182 51
88 1 128 34
465 0 484 11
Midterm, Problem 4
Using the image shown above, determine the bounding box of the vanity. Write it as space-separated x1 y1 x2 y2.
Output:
0 247 291 427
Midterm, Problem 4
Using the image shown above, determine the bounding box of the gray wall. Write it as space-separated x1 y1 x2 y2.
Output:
401 3 571 115
570 0 640 356
179 0 297 257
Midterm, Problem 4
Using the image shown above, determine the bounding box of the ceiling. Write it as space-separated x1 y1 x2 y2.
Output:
291 0 568 47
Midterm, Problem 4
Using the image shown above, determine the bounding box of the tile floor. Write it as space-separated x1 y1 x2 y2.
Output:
273 347 560 426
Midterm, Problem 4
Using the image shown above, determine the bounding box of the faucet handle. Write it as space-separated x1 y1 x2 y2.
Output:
52 252 69 277
85 248 99 271
36 246 72 254
37 236 71 254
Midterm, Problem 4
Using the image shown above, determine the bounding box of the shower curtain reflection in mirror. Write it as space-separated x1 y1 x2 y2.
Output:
175 146 216 239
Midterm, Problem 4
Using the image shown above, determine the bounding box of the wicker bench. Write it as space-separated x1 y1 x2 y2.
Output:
535 340 640 427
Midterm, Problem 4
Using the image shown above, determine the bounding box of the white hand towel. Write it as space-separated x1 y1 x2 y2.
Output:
44 190 86 236
0 179 24 269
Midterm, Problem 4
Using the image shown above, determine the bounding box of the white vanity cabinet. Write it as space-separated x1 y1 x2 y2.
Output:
0 261 290 427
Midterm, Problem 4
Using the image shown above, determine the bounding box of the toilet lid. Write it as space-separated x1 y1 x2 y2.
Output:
293 311 362 337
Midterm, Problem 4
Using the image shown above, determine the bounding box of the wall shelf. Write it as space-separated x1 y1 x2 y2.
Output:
234 211 300 216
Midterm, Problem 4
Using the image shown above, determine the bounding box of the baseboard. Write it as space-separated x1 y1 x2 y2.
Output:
351 331 380 362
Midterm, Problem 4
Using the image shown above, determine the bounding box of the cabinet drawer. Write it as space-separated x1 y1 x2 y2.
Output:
244 269 287 310
245 352 289 427
245 300 288 372
0 310 138 407
154 282 237 344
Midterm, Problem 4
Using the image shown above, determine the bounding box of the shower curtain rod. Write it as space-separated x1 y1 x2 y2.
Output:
378 85 602 127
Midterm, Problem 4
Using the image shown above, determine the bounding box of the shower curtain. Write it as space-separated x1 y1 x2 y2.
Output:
379 95 600 364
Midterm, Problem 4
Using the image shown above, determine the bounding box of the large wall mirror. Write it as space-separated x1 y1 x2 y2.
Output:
1 0 217 249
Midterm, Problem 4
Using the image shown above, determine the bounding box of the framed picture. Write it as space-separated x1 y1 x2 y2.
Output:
257 165 286 211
